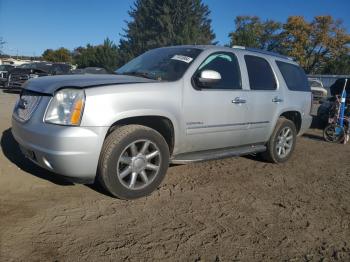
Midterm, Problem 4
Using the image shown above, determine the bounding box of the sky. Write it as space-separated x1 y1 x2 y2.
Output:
0 0 349 56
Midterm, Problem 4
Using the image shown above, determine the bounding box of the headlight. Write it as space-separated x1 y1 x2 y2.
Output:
45 89 85 126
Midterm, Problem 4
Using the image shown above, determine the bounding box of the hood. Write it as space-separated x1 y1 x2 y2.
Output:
22 74 156 95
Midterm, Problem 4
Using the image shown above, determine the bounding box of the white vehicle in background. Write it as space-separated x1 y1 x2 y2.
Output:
308 78 328 102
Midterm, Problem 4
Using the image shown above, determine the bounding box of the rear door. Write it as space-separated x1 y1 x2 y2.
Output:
242 54 284 143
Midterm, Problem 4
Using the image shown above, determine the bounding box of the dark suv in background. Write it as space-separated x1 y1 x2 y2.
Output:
5 62 71 89
0 64 15 87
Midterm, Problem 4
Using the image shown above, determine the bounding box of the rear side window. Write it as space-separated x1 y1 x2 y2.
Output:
276 61 310 92
245 55 276 90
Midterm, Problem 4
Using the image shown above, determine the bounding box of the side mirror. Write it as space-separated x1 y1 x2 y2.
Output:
196 70 221 87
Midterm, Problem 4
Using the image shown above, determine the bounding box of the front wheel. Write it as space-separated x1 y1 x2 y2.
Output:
98 125 170 199
261 118 297 163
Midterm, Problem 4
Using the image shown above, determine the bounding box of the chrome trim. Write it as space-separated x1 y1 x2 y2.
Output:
187 121 270 130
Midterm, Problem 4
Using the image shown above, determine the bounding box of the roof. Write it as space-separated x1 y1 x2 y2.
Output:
161 45 294 61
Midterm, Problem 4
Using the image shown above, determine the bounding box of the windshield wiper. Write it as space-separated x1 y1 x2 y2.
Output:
120 71 157 80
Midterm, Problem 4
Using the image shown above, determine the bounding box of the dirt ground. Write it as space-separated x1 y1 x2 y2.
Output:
0 89 349 262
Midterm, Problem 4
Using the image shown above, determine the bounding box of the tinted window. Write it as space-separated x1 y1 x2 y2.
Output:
245 55 276 90
195 52 241 90
276 61 310 92
0 65 13 71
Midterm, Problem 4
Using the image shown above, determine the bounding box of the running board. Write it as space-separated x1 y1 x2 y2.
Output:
171 144 266 164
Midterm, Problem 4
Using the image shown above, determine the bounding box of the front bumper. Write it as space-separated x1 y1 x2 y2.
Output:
12 118 108 184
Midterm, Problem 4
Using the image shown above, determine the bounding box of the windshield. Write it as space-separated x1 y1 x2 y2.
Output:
116 47 202 81
18 63 34 69
18 63 53 72
0 65 9 71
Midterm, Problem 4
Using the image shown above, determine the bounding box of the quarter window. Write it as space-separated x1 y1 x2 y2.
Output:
245 55 276 90
276 61 310 92
195 52 241 90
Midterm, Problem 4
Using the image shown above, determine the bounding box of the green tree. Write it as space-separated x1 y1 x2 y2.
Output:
42 47 72 62
73 44 96 68
229 16 282 51
280 16 350 73
228 15 350 74
119 0 215 63
42 49 55 61
74 38 119 72
54 47 72 63
322 53 350 75
95 38 119 72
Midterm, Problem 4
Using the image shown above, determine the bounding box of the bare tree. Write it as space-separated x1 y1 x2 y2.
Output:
0 37 6 55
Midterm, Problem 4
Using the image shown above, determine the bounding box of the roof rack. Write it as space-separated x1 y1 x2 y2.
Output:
231 46 293 61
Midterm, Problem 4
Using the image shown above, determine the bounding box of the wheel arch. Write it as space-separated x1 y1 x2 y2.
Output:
106 115 176 155
279 110 302 134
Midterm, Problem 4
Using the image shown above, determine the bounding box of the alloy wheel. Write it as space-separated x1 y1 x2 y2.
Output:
117 139 161 190
276 127 293 158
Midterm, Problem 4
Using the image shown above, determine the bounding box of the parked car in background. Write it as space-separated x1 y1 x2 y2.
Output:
71 67 109 74
12 45 312 199
317 78 350 125
308 78 328 102
5 62 72 89
0 64 15 86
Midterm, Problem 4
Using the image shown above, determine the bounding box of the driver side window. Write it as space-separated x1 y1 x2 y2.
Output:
195 52 242 90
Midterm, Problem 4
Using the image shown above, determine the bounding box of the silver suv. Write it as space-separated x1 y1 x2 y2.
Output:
12 45 312 199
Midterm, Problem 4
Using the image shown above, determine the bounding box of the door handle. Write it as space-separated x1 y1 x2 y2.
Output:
232 97 246 104
272 97 283 103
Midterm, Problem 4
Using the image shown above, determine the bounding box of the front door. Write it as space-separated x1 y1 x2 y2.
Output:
182 51 251 153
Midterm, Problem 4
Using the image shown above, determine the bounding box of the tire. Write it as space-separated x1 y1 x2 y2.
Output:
261 118 297 163
323 124 344 143
98 125 170 199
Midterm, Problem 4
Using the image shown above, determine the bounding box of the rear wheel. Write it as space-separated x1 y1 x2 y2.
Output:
261 118 297 163
98 125 170 199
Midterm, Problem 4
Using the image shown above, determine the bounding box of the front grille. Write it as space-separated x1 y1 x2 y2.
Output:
312 90 324 97
11 74 29 81
13 91 42 122
312 90 325 102
0 72 7 79
8 73 29 88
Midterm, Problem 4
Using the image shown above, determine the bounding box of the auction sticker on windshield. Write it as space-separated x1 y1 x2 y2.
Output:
171 55 193 63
